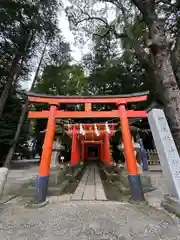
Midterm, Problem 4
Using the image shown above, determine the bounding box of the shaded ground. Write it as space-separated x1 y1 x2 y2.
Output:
10 159 40 170
1 201 180 239
100 173 129 202
61 166 85 195
3 165 38 196
102 180 129 201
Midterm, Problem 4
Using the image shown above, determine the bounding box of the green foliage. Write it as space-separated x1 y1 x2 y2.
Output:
34 64 87 96
0 0 162 162
88 64 146 93
32 36 88 152
0 0 62 162
0 0 61 86
121 15 148 51
0 86 30 165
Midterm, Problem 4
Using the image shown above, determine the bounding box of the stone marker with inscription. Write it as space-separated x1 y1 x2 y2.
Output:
148 109 180 215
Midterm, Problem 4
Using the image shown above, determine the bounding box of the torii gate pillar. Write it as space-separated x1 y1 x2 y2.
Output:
70 127 81 166
100 141 104 162
103 132 112 165
35 105 57 204
118 103 144 201
81 141 85 161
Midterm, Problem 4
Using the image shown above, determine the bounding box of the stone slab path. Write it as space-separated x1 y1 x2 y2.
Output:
71 164 107 201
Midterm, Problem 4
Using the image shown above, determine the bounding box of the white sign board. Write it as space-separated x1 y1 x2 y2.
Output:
148 109 180 199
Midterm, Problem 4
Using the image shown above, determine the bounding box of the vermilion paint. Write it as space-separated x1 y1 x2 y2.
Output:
38 105 57 177
28 110 147 119
70 127 81 166
118 104 139 175
103 132 112 165
28 94 148 105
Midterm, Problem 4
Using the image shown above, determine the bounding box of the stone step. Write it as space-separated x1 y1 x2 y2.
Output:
71 164 107 201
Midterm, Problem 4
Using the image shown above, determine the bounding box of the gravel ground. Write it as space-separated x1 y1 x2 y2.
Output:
1 164 179 240
0 201 180 240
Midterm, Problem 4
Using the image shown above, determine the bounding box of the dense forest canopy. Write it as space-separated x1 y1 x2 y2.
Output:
1 0 180 165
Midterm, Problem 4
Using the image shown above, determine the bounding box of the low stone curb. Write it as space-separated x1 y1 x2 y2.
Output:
161 195 180 217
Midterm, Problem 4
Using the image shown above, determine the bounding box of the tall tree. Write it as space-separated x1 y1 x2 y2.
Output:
0 86 29 165
0 0 60 118
0 41 48 198
3 41 48 169
66 0 180 151
131 0 180 150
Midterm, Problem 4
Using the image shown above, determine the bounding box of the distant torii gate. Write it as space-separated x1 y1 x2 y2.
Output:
27 91 148 204
66 123 117 166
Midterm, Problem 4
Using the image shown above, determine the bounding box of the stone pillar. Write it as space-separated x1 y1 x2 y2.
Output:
51 138 61 168
139 139 148 171
148 109 180 199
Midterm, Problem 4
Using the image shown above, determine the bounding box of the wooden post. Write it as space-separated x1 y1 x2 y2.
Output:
85 144 88 160
103 132 112 165
118 103 144 201
100 140 104 162
97 144 100 160
70 127 80 166
35 105 57 204
81 141 85 161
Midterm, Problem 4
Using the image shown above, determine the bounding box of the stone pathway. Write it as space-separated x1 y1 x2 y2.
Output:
71 164 107 201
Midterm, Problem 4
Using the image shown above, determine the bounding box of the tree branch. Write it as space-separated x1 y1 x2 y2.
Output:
93 29 111 39
68 3 153 68
131 0 156 25
156 0 175 5
75 16 109 27
111 0 153 68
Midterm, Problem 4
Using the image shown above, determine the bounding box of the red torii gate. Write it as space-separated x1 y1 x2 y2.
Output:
66 123 117 166
27 91 148 204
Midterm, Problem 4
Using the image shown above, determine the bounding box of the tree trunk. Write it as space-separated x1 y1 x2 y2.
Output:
171 2 180 89
3 101 29 170
0 25 36 119
0 54 22 118
0 43 47 198
150 23 180 151
130 0 180 152
172 39 180 88
154 49 180 151
172 35 180 88
4 41 47 165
